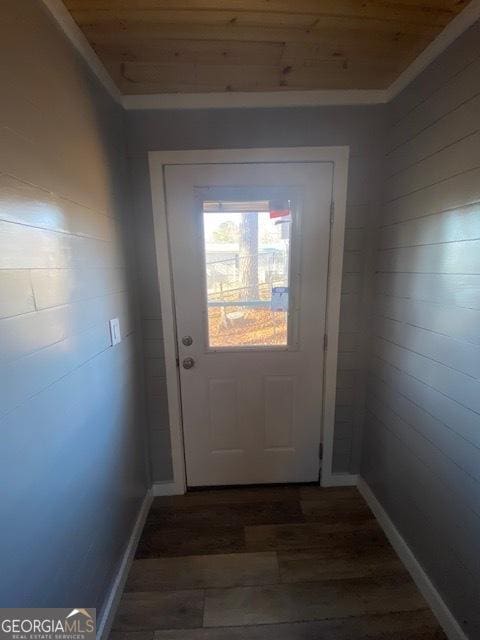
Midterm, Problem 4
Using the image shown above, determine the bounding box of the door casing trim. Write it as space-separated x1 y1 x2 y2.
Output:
148 146 350 492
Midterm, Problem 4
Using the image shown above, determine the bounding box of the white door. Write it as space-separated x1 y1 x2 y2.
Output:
165 162 333 486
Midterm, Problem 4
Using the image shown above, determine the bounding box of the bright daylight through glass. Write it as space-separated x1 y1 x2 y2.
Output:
202 199 293 348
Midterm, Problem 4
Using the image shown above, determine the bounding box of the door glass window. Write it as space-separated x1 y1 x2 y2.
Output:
202 198 294 348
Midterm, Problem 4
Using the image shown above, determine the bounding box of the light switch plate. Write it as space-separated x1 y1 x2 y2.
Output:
109 318 121 346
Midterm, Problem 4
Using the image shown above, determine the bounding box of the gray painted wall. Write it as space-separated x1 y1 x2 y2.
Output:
362 20 480 639
127 104 386 480
0 0 149 615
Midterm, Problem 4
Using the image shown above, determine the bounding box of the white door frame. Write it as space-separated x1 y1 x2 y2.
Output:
148 147 350 494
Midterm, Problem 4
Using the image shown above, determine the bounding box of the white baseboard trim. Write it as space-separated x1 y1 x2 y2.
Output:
97 488 153 640
152 480 185 496
321 473 358 487
357 478 468 640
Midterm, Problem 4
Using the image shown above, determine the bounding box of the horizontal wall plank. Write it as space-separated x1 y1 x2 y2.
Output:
0 291 131 364
362 422 480 639
0 310 132 417
389 57 480 151
147 393 169 430
368 21 480 637
368 373 480 485
336 370 358 390
0 121 121 218
347 157 381 206
0 221 122 270
143 339 165 359
0 270 35 319
374 293 480 343
142 317 163 341
334 421 353 440
365 413 480 579
335 388 355 405
374 315 480 379
145 357 165 378
342 250 364 273
341 274 362 294
374 272 480 309
0 0 145 615
337 353 359 371
0 127 62 200
346 204 374 229
368 387 480 502
335 405 353 423
380 203 480 248
147 375 168 399
384 166 480 224
31 267 127 309
371 354 480 451
339 297 362 333
372 336 480 414
338 332 360 353
1 332 136 509
385 130 480 201
390 19 480 121
377 239 480 274
387 94 480 176
344 228 365 251
0 174 119 241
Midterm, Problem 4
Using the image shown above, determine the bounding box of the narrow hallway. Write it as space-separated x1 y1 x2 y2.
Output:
111 486 445 639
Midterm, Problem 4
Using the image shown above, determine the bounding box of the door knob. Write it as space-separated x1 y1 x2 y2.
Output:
182 357 195 369
182 335 193 346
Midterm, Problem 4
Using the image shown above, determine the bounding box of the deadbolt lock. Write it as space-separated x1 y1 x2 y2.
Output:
182 357 195 369
182 335 193 346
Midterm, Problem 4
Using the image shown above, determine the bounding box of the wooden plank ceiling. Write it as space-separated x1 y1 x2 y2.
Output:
63 0 469 94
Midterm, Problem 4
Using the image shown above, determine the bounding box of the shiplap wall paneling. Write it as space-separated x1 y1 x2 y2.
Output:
0 0 148 616
362 18 480 639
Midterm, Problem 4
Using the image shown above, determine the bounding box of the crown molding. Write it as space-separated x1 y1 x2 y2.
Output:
41 0 122 103
42 0 480 110
121 89 388 110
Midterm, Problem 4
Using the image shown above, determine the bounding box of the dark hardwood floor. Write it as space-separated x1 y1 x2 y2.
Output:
110 485 446 639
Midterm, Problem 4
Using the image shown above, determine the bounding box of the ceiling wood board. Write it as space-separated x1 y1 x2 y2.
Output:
63 0 470 94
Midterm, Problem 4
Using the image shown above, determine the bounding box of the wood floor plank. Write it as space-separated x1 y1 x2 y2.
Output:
112 485 446 639
278 545 406 582
152 609 446 639
301 497 373 522
135 524 246 558
146 500 305 529
299 486 360 501
203 574 427 627
125 552 279 592
152 486 301 508
112 590 204 631
245 518 379 551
